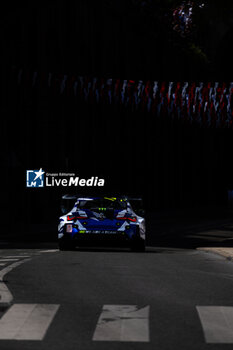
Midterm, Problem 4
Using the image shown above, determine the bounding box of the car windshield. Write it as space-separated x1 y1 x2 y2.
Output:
78 198 127 210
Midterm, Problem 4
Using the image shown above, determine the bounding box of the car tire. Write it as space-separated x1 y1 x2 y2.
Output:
131 238 145 252
58 240 75 251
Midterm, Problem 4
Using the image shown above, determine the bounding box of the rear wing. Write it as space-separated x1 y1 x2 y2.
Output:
126 197 145 217
60 194 77 214
60 194 145 216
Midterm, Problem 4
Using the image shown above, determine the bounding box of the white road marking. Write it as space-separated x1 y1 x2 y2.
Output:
0 263 7 266
0 260 31 280
0 304 60 340
0 259 19 262
93 305 150 342
39 250 59 253
0 259 31 307
197 306 233 343
1 256 31 258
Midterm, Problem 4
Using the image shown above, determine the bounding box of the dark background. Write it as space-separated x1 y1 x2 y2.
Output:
2 0 233 237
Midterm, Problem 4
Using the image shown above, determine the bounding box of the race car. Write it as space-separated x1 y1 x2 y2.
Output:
58 196 146 251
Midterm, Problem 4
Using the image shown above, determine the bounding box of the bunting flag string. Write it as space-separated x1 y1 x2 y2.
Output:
10 66 233 129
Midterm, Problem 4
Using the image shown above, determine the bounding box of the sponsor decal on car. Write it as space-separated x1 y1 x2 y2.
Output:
85 230 118 234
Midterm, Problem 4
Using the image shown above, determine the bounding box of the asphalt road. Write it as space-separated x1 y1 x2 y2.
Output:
1 244 233 350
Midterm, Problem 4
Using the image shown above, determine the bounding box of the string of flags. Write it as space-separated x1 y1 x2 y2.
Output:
11 66 233 128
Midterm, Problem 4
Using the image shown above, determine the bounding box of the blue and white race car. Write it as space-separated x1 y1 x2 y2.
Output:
58 196 146 251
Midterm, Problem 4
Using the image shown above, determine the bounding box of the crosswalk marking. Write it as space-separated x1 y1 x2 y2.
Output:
0 301 233 343
0 304 60 340
197 306 233 343
93 305 150 342
0 263 7 266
